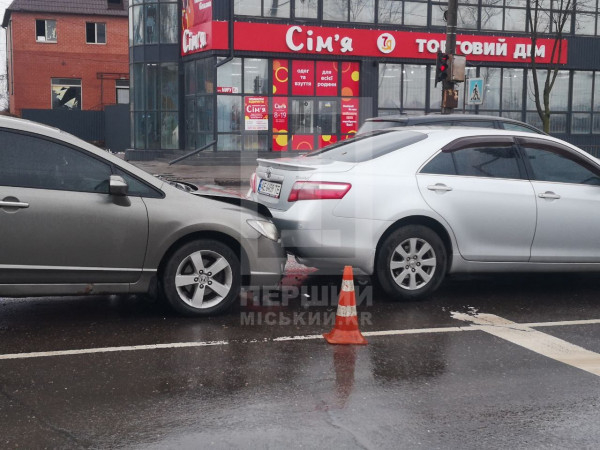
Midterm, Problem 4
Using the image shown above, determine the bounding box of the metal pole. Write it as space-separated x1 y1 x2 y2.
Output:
442 0 458 114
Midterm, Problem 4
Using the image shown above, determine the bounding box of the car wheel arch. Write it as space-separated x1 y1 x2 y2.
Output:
157 231 251 286
375 216 454 274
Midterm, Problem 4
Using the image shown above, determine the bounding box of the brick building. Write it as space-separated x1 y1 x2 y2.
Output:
2 0 129 117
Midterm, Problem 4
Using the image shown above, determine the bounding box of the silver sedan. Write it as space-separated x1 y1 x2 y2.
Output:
250 128 600 299
0 116 285 316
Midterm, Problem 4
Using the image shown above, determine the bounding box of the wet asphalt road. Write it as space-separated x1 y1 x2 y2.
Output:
2 271 600 449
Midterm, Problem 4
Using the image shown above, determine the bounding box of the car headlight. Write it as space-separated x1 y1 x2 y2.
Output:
247 219 280 242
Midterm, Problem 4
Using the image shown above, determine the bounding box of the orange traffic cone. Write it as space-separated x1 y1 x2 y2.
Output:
323 266 367 345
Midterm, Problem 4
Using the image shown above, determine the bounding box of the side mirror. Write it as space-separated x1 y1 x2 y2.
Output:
109 175 128 196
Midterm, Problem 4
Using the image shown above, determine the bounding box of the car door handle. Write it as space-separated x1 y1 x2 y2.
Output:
427 183 453 192
538 191 561 200
0 200 29 208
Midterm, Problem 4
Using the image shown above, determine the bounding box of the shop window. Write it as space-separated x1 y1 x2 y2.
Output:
196 96 214 133
480 7 503 30
217 96 242 132
295 0 318 18
161 112 179 149
244 59 269 95
36 19 56 43
404 2 427 26
217 58 242 94
160 63 179 111
502 68 524 111
160 3 178 44
291 100 314 135
572 71 593 112
318 100 339 135
527 70 569 112
350 0 374 22
504 8 526 32
572 114 592 134
51 78 81 110
197 59 215 94
145 4 158 44
116 80 129 104
145 64 159 111
132 6 144 45
266 0 291 18
86 23 106 44
235 0 262 16
378 64 401 109
217 134 242 151
575 11 596 35
378 0 403 24
403 65 426 109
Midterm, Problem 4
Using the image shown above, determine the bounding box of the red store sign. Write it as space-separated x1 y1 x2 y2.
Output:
201 21 567 64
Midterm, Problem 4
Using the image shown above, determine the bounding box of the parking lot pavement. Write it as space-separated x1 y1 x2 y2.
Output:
2 272 600 448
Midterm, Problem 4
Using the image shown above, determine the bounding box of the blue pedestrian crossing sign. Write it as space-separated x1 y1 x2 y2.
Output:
466 78 484 105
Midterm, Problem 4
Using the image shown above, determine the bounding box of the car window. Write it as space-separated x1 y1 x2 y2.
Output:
451 120 497 128
502 123 538 133
305 130 427 163
0 129 112 193
421 152 456 175
521 144 600 185
421 143 521 179
114 168 163 198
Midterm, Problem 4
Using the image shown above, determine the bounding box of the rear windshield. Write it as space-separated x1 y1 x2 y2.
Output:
305 130 427 163
357 120 406 134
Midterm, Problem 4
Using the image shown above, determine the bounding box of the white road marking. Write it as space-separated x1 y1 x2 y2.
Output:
452 312 600 377
1 317 600 361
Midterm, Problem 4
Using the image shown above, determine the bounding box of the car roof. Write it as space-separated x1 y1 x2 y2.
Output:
365 113 525 124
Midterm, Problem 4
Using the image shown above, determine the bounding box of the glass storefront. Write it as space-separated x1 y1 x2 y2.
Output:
182 57 362 152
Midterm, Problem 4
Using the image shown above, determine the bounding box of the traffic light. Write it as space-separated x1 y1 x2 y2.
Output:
435 52 450 86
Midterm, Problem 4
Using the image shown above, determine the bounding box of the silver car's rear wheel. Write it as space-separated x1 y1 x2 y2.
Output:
162 240 241 316
390 238 437 290
376 225 447 300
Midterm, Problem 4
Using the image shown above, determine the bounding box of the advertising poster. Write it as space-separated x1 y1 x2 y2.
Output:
292 135 314 151
181 0 213 56
292 60 314 96
316 61 338 96
341 98 359 135
245 96 269 131
319 135 337 149
341 62 360 97
272 97 288 151
273 60 289 95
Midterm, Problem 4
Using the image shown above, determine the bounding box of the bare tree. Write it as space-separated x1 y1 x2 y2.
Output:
527 0 586 132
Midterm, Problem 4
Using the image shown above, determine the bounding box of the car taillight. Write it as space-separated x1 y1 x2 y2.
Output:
250 172 257 193
288 181 352 202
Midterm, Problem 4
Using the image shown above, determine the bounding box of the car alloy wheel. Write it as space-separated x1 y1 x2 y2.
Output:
376 225 447 300
162 239 241 316
175 249 233 308
390 238 437 290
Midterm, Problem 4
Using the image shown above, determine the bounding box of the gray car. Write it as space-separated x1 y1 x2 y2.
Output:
251 128 600 300
356 113 545 136
0 116 285 316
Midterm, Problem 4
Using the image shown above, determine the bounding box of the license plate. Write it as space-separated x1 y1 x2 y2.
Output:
258 179 282 198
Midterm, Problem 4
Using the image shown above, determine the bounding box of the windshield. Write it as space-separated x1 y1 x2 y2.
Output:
357 120 406 135
305 130 427 163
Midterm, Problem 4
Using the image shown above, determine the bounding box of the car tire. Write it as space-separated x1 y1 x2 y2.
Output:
376 225 447 301
162 239 241 316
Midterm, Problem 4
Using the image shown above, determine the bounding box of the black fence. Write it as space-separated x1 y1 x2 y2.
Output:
22 106 130 152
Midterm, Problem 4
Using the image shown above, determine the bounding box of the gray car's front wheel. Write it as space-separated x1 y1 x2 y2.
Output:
376 225 447 300
162 239 241 316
